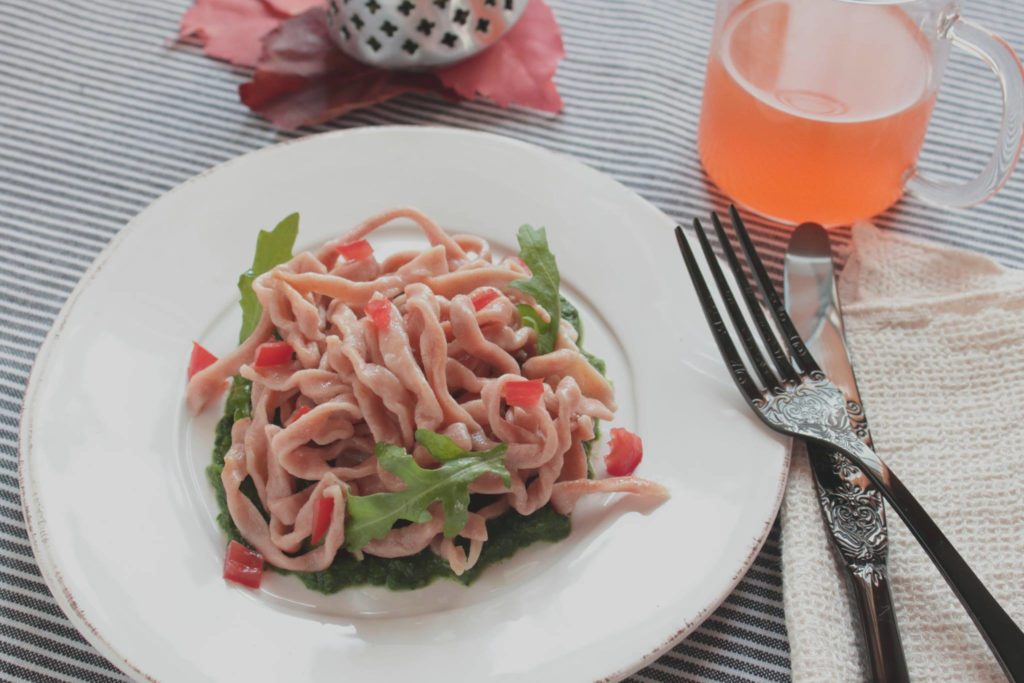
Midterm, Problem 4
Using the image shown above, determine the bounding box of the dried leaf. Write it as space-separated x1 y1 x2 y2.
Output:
239 8 441 129
179 0 288 68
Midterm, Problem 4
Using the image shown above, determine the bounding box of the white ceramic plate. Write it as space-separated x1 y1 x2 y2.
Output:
20 127 788 683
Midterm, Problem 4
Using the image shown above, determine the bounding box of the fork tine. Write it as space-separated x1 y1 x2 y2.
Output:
727 205 822 375
709 212 800 385
674 225 763 404
692 218 780 389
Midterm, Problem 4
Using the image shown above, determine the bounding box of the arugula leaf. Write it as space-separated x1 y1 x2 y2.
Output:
510 226 608 376
413 429 470 462
558 294 607 375
581 349 607 375
238 213 299 342
344 430 511 552
559 295 581 339
511 225 562 355
516 304 549 345
581 418 601 479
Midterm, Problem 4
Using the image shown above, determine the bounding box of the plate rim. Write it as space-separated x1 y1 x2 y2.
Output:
18 124 790 683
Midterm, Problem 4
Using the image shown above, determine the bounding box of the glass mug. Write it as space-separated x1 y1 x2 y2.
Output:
698 0 1024 226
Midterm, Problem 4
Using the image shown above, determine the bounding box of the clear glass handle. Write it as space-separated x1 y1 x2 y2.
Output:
906 16 1024 207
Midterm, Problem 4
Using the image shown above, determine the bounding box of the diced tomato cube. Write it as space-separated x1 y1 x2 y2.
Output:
605 428 643 476
311 494 335 545
188 342 218 379
223 541 263 589
365 296 391 330
336 239 373 262
503 379 545 407
471 288 501 311
253 341 293 368
289 405 311 424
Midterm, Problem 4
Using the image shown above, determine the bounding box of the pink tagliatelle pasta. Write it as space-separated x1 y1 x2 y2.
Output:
187 208 668 580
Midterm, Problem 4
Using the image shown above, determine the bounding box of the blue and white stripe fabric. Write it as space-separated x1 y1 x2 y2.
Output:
1 0 1021 680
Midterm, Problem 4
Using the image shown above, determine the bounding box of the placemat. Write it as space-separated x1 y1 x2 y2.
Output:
1 1 1022 681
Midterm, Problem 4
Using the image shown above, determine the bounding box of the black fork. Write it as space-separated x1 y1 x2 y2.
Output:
676 206 1024 682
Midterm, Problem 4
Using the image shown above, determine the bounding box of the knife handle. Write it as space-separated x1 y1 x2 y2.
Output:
843 439 1024 682
848 568 910 683
807 439 910 682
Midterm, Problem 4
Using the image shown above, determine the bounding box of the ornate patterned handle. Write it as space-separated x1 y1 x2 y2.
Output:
810 447 887 570
808 440 909 682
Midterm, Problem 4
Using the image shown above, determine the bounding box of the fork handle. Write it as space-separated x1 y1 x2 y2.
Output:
841 439 1024 681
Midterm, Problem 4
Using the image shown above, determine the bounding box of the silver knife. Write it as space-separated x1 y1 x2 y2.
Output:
784 224 909 683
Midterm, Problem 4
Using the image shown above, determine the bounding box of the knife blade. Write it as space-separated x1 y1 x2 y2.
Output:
784 224 909 683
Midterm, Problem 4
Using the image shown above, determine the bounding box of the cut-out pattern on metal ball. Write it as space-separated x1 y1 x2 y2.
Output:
327 0 526 69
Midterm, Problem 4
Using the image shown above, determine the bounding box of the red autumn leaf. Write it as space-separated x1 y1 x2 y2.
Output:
179 0 288 68
436 0 564 112
264 0 324 14
239 7 443 129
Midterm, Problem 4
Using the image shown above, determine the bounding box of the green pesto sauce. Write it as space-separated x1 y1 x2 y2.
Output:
207 299 603 594
293 504 571 593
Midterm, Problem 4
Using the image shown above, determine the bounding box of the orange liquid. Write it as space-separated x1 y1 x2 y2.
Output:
698 0 938 226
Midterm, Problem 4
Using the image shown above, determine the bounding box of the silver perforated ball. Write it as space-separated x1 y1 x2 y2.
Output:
327 0 529 70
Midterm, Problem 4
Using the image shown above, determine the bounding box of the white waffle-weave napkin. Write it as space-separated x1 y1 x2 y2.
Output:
781 223 1024 682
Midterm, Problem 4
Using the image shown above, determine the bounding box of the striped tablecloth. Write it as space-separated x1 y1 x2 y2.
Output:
2 1 1022 681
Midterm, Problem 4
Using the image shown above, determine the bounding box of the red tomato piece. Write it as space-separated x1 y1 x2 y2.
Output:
365 297 391 330
188 342 218 379
223 541 263 589
471 288 501 311
336 239 373 262
503 379 545 407
253 341 293 368
605 428 643 476
289 405 311 424
311 494 335 545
